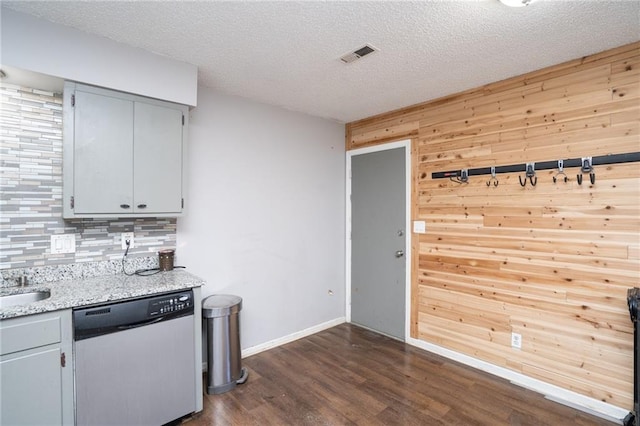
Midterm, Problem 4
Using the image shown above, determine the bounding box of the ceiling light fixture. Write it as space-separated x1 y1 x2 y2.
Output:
499 0 536 7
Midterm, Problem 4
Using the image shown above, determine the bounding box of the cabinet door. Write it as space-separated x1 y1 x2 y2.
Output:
74 91 134 214
133 102 183 213
0 348 63 425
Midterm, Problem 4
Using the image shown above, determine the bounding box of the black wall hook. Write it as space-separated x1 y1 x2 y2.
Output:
578 172 596 185
553 160 569 183
486 166 499 187
450 169 469 184
577 157 596 185
520 163 536 187
519 175 538 186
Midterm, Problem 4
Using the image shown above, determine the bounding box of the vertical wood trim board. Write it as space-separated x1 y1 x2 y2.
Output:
346 41 640 411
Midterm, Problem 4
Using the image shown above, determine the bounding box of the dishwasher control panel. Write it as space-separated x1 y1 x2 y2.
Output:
148 291 193 316
74 289 195 341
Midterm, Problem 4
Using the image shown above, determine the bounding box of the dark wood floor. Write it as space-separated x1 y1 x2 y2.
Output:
188 323 616 425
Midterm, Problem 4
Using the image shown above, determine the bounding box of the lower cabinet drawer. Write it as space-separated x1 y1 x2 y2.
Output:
0 312 62 356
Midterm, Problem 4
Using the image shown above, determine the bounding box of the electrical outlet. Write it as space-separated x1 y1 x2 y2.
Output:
121 232 134 250
511 332 522 349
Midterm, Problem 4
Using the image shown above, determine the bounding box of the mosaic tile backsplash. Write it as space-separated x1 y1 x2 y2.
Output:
0 83 177 271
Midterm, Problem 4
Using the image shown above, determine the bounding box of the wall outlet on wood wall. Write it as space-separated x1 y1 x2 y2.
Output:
511 332 522 349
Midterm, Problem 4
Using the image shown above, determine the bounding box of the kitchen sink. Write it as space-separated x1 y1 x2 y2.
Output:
0 290 51 308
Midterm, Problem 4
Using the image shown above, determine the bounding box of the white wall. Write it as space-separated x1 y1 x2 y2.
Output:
177 87 345 350
0 8 197 106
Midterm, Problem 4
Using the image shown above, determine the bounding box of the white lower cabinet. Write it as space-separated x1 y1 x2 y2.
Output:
0 310 74 425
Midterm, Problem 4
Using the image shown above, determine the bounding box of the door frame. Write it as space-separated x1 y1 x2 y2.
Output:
345 139 412 340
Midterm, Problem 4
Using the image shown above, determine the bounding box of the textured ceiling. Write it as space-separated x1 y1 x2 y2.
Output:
3 1 639 123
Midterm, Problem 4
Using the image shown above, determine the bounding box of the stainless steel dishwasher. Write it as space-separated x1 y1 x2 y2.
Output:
73 289 196 426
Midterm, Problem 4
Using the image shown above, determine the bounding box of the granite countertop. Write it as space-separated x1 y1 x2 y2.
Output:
0 269 205 320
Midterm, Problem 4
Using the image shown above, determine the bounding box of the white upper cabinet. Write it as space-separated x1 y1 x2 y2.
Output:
72 90 134 214
133 102 184 214
63 82 188 218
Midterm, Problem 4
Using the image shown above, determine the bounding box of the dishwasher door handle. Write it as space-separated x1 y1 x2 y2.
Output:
116 316 165 331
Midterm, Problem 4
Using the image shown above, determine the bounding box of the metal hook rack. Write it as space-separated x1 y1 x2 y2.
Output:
431 152 640 182
486 166 499 187
518 163 537 187
553 160 568 183
576 157 596 185
449 169 469 184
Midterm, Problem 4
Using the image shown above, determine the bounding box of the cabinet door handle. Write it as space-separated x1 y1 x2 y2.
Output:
137 204 147 209
120 204 130 209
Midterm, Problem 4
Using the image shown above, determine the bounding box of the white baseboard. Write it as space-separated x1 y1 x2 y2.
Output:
242 317 346 359
406 337 628 424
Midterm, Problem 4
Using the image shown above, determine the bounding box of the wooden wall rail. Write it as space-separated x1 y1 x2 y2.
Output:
346 41 640 410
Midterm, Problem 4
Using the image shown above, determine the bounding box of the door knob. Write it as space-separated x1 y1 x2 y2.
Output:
395 250 404 258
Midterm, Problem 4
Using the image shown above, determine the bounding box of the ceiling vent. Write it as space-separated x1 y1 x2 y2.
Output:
339 44 378 64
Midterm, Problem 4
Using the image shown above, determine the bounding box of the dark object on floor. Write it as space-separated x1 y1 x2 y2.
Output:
624 288 639 426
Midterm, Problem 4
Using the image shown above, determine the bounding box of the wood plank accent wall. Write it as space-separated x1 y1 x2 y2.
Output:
346 42 640 410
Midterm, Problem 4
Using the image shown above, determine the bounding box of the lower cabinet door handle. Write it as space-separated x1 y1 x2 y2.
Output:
120 204 130 209
137 204 147 209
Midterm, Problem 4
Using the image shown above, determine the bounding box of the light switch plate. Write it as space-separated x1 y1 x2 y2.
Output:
50 234 76 254
413 221 426 234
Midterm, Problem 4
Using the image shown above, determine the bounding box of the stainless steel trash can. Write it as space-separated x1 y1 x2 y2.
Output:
203 294 248 395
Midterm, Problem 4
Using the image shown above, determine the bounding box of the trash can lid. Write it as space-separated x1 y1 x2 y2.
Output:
203 294 243 318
